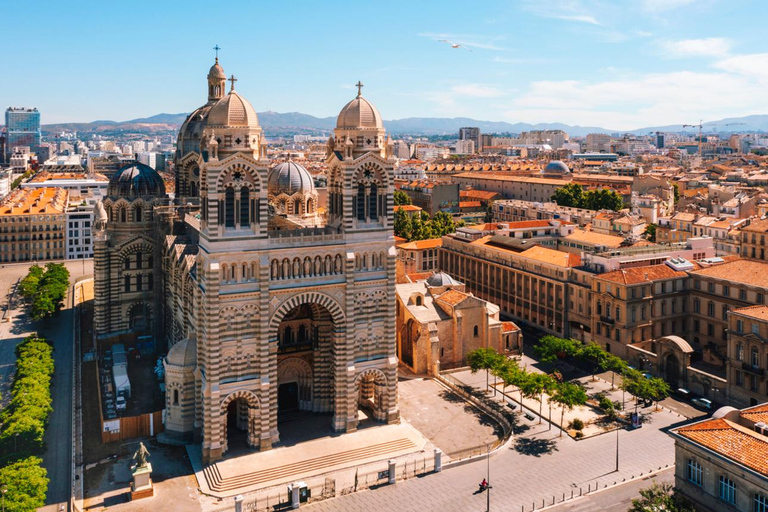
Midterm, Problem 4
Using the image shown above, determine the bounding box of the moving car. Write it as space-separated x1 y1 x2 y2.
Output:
691 397 712 410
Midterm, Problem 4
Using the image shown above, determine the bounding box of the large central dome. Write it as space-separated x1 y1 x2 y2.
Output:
108 162 166 198
268 161 315 196
208 91 260 128
336 94 383 129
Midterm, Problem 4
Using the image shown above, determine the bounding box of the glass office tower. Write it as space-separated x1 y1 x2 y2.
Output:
5 107 41 158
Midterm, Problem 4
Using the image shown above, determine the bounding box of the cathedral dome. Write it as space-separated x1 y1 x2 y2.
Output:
208 91 260 128
108 162 166 199
166 338 197 368
336 94 383 130
208 58 226 80
426 272 461 287
542 160 571 175
268 161 315 196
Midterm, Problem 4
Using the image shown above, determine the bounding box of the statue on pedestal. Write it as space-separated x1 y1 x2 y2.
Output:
130 442 154 500
132 442 150 470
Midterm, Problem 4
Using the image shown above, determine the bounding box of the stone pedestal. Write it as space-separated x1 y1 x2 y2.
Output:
434 448 443 473
388 459 396 484
130 463 154 501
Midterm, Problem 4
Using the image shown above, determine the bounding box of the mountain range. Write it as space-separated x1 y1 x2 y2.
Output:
36 112 768 137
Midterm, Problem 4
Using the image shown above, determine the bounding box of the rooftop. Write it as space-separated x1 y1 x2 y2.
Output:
519 245 581 267
564 228 629 248
732 305 768 322
452 172 569 186
398 238 443 251
435 289 470 306
691 259 768 289
597 263 691 286
394 204 423 213
0 187 68 216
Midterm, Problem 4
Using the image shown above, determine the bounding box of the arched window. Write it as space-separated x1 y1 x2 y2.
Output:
124 274 131 292
369 183 378 221
357 183 366 220
173 389 179 406
416 296 423 306
474 325 479 337
225 187 235 227
240 187 250 227
134 205 142 222
120 207 126 223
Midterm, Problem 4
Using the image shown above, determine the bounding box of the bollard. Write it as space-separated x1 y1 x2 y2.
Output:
290 483 301 509
388 460 396 485
434 448 443 473
234 495 244 512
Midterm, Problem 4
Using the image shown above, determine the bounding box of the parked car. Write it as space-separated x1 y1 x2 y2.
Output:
691 398 712 410
116 395 127 411
642 373 653 380
676 388 691 399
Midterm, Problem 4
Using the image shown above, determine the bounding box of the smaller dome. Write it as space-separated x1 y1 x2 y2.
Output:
336 95 383 130
166 338 197 368
268 161 315 196
208 58 226 79
208 91 260 128
108 162 166 198
543 161 571 175
426 272 461 287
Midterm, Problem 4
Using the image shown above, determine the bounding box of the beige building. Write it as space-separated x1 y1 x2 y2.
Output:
396 272 520 375
95 59 400 464
670 404 768 512
396 238 442 273
451 173 568 203
0 187 67 262
727 306 768 408
741 218 768 262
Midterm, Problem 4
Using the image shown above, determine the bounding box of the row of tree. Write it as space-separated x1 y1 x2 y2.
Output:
394 209 464 242
467 347 588 436
551 183 624 212
18 263 71 321
0 335 52 511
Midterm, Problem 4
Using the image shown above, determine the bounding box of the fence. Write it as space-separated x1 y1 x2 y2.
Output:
101 410 164 443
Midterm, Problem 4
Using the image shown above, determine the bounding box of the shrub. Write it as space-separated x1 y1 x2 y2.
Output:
0 456 49 512
575 431 584 439
598 396 613 411
570 418 585 430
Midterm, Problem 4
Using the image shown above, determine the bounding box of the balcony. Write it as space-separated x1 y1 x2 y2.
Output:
742 361 765 376
600 316 615 325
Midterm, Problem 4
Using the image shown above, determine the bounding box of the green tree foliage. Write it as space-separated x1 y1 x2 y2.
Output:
534 335 581 363
551 183 624 211
0 456 49 512
629 483 696 512
577 342 609 381
467 347 506 392
394 210 463 242
551 381 588 437
393 208 413 240
394 190 412 206
551 183 584 208
644 223 657 242
672 183 680 204
0 335 54 462
19 263 70 321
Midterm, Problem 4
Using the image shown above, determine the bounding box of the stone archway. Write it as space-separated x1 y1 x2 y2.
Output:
277 357 313 412
351 369 390 429
665 353 681 386
219 390 261 455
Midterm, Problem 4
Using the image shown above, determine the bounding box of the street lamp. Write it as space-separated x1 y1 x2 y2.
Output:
486 443 492 512
1 483 7 512
615 424 620 473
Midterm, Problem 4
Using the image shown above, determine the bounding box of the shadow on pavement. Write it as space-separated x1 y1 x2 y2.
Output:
513 436 559 457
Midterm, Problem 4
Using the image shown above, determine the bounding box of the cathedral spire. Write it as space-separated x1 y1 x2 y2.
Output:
207 50 226 103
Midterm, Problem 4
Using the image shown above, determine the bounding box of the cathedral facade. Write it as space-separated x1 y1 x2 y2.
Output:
94 58 400 464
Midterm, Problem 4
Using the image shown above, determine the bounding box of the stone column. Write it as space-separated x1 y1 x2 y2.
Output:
234 495 244 512
388 460 396 485
434 449 443 472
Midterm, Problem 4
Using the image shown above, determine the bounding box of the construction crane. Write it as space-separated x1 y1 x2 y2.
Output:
682 120 704 156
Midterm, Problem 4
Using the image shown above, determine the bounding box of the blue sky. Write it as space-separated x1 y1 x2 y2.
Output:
2 0 767 130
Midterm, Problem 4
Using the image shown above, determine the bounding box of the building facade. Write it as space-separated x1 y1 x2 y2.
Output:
727 306 768 408
5 107 41 158
0 187 67 262
95 59 400 464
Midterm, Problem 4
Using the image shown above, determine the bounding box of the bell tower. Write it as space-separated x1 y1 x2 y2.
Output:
207 45 226 103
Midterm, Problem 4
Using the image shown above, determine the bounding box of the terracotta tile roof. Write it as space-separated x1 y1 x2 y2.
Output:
460 190 501 201
0 187 68 215
394 236 408 246
466 223 503 231
505 220 560 229
452 172 568 186
436 289 470 306
406 272 432 283
398 238 443 250
740 403 768 424
564 228 627 248
394 204 423 212
597 264 690 285
732 305 768 322
676 418 768 475
460 201 482 208
743 219 768 234
519 246 581 267
691 259 768 289
502 321 520 333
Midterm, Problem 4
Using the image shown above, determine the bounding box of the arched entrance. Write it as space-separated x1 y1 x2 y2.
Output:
351 369 389 428
665 353 680 386
219 390 260 456
128 302 152 331
399 319 416 369
270 293 345 441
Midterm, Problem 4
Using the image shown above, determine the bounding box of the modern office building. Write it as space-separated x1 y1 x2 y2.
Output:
5 107 41 158
459 127 481 153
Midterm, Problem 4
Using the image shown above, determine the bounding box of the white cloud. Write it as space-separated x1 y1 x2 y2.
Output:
451 84 505 98
554 14 601 25
418 33 506 51
641 0 696 13
714 53 768 83
520 0 601 26
658 37 732 58
505 69 764 130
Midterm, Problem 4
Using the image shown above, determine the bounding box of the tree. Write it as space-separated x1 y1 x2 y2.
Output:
0 456 49 512
520 372 547 424
582 188 624 211
394 190 412 206
551 183 584 208
18 265 43 302
672 183 680 204
644 223 657 242
467 348 506 393
577 342 609 381
393 208 413 240
431 211 460 238
604 355 628 390
534 335 581 364
551 381 588 437
629 483 695 512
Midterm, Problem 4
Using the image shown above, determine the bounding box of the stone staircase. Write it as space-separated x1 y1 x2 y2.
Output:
203 437 415 493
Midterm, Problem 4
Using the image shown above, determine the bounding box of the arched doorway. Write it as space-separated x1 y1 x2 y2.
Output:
352 369 389 428
399 319 416 369
665 353 680 386
219 391 260 456
128 302 152 331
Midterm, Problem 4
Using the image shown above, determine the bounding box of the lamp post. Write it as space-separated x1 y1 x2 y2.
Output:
486 443 492 512
615 424 620 472
1 483 7 512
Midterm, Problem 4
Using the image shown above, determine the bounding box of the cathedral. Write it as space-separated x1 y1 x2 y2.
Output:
93 56 400 464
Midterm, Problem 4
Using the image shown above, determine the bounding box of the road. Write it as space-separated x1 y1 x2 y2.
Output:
0 259 93 512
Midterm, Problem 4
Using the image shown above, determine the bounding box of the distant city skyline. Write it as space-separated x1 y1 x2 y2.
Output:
2 0 768 130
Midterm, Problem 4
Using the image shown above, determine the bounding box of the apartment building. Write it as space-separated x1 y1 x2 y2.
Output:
493 199 594 227
0 187 67 262
451 173 567 203
396 238 442 273
670 404 768 512
727 306 768 408
741 219 768 262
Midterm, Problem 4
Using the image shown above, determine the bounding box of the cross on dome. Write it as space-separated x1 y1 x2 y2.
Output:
228 75 237 92
355 81 364 98
213 44 221 60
